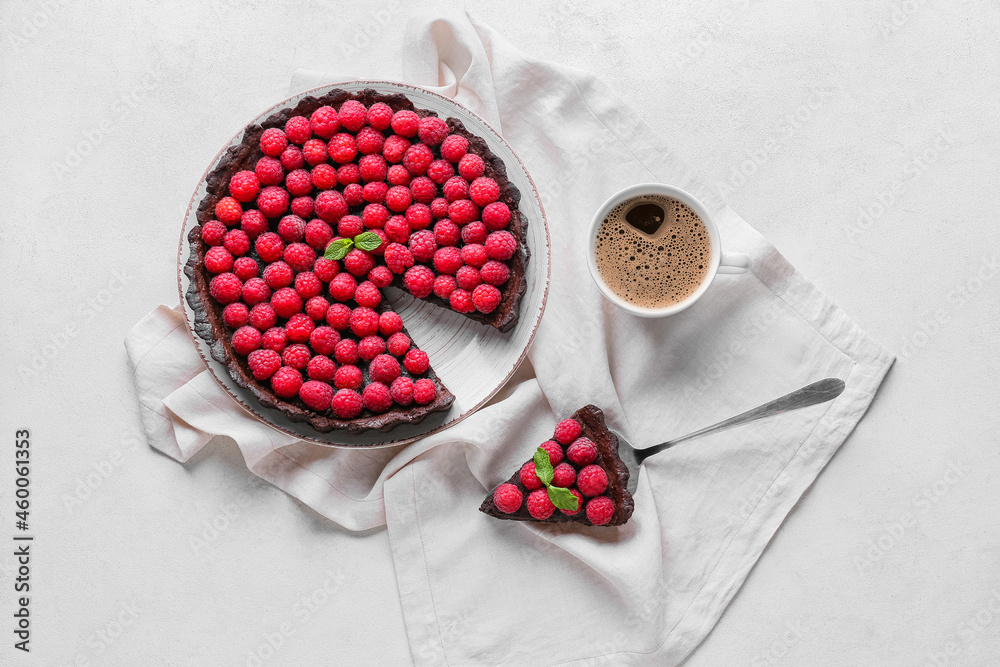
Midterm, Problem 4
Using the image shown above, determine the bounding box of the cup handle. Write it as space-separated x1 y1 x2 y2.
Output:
717 251 750 274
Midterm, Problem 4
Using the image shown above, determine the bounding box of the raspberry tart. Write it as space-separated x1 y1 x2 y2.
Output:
480 406 635 526
185 88 530 433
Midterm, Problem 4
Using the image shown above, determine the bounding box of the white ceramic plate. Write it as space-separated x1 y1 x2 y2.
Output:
177 81 550 448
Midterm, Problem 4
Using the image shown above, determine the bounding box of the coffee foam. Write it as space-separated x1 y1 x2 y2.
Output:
594 195 711 309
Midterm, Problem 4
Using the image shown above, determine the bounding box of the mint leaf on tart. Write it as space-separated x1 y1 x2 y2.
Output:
533 447 579 512
533 447 554 486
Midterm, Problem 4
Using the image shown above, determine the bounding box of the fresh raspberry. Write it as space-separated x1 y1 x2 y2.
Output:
356 127 385 155
448 199 479 225
480 261 511 287
586 496 615 525
519 461 543 490
379 311 403 336
560 489 585 516
368 265 393 288
383 243 415 274
343 183 365 206
361 203 390 229
481 202 511 231
386 332 410 357
223 229 251 257
354 280 382 308
315 190 348 223
486 230 517 261
537 439 565 465
442 176 469 202
427 160 455 185
417 116 449 145
455 266 481 292
233 257 259 281
359 154 388 182
232 326 261 355
413 378 437 405
363 382 393 413
458 153 485 180
248 303 277 331
204 246 233 274
331 388 363 418
229 170 260 202
325 303 352 330
238 210 267 240
209 273 242 304
201 220 227 246
403 144 434 175
261 326 288 353
270 366 303 398
294 272 322 299
390 110 420 137
344 249 375 277
255 157 284 187
310 106 340 139
282 343 311 370
449 288 474 313
403 265 435 298
285 313 315 343
337 163 361 185
349 307 380 338
527 488 555 520
369 354 401 384
358 335 386 362
440 134 468 162
304 220 334 251
577 465 609 497
554 419 582 445
389 376 414 405
461 244 488 269
567 437 597 465
384 216 411 244
334 338 359 365
299 380 334 411
433 274 457 300
271 287 303 318
430 197 450 219
337 99 367 132
386 164 411 186
405 203 433 230
257 186 289 218
223 302 249 328
385 186 413 213
493 483 523 514
305 296 330 321
284 115 312 144
405 230 435 262
259 128 288 157
403 348 429 375
215 197 242 224
310 163 337 190
367 102 393 130
335 215 362 239
280 145 305 170
382 135 410 163
432 246 463 275
461 221 487 245
307 354 337 382
291 196 314 218
262 261 294 289
364 181 389 203
328 133 357 163
242 277 271 305
409 177 437 204
334 365 364 391
277 215 306 242
328 272 357 302
552 462 576 488
248 348 282 381
472 284 502 314
285 169 312 196
469 177 500 206
284 243 316 272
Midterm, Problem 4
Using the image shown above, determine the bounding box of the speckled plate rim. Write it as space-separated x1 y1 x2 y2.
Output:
176 80 551 449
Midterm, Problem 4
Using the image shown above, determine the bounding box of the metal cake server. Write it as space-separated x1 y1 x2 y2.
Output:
616 378 846 494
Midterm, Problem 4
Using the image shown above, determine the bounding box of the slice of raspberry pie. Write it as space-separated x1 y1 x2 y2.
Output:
185 89 529 433
480 406 635 526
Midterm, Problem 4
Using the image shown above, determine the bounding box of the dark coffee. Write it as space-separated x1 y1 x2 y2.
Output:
594 195 711 308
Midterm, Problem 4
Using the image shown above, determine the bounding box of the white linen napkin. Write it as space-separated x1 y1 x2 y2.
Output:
125 10 893 665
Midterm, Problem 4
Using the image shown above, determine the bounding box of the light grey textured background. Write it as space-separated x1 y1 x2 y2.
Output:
1 1 998 665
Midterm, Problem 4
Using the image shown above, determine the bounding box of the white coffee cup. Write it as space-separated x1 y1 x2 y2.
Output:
586 183 750 317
